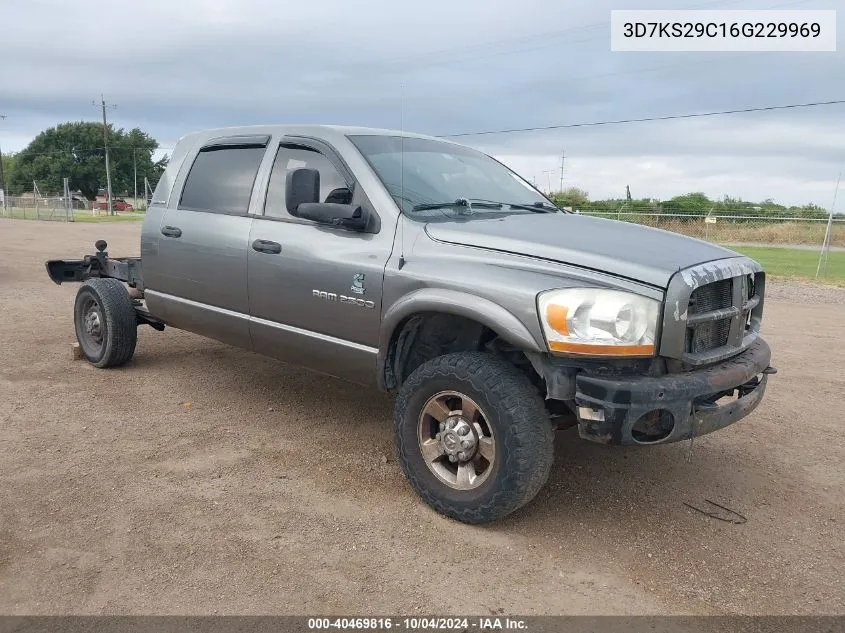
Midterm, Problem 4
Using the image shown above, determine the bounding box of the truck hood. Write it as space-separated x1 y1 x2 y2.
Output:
423 212 740 288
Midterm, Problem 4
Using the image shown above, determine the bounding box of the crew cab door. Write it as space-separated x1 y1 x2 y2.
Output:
246 137 391 386
145 135 270 350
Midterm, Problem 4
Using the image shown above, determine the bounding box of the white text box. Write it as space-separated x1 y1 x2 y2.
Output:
611 10 836 52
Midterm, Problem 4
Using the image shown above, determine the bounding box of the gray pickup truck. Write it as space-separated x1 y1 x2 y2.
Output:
46 124 775 524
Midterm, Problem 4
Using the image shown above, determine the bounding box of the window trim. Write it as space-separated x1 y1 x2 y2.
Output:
283 135 356 183
201 134 271 149
176 135 270 216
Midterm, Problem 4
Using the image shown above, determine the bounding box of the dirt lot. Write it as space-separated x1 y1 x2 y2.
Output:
1 218 843 616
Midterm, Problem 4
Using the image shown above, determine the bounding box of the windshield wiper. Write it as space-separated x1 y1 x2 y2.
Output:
466 198 557 213
411 198 502 214
505 201 558 213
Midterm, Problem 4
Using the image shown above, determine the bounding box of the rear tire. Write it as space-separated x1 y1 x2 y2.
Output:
73 278 138 368
394 351 554 524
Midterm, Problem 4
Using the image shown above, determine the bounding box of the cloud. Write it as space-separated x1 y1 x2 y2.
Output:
1 0 842 209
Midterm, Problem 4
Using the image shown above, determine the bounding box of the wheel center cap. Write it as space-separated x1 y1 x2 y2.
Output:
85 312 99 335
438 416 477 461
442 431 460 453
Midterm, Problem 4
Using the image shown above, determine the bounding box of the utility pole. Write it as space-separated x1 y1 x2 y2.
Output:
559 150 565 193
133 148 137 211
542 169 556 194
92 95 117 215
0 114 7 214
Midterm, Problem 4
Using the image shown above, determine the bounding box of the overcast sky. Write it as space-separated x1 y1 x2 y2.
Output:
1 0 842 208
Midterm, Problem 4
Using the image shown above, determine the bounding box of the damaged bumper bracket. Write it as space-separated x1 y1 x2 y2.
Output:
573 338 774 445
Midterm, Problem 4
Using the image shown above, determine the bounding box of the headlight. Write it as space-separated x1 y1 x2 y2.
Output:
537 288 660 357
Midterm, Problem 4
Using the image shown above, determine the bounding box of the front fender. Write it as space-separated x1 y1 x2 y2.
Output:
376 287 545 390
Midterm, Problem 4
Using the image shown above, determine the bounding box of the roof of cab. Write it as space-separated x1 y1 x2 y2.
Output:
175 124 462 148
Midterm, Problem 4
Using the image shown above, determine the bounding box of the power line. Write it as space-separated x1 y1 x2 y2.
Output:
6 98 843 159
403 0 819 110
8 99 842 157
8 146 172 158
411 50 758 107
439 99 845 138
323 0 756 75
301 0 812 77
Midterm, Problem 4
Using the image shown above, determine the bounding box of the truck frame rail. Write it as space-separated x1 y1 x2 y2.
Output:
45 240 144 290
45 239 163 331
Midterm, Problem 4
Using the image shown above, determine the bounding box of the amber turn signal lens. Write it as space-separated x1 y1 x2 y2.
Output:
548 341 655 356
546 304 569 336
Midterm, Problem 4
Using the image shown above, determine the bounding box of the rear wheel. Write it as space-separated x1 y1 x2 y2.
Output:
394 351 554 524
73 278 138 368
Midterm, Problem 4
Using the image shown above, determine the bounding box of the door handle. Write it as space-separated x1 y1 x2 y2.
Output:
161 225 182 238
252 239 282 254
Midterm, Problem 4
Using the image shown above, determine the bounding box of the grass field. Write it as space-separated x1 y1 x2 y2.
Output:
71 212 145 223
2 208 145 223
583 214 845 247
731 245 845 283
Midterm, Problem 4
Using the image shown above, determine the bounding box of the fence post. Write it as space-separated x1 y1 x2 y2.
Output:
63 178 71 222
816 173 841 278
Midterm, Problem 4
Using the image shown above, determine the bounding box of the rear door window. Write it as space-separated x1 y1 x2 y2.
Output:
178 144 267 214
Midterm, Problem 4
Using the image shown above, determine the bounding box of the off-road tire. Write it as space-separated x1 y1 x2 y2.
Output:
394 351 554 524
73 278 138 368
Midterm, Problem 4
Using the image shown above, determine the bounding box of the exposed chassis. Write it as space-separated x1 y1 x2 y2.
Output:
45 240 164 331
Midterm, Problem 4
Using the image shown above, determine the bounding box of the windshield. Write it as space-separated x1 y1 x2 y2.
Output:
347 134 560 220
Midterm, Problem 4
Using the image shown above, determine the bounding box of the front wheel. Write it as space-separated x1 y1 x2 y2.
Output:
73 278 138 368
394 351 554 524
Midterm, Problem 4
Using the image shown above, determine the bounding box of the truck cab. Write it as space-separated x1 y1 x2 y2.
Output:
46 124 775 524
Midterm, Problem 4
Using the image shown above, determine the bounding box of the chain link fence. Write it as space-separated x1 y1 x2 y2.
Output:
1 194 149 222
1 195 80 221
2 191 841 249
576 211 844 247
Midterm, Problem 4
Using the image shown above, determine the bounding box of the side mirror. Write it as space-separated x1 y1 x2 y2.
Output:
325 187 353 204
285 167 320 215
297 202 368 230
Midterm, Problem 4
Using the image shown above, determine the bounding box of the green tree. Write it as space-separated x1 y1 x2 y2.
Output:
550 186 589 208
663 192 711 217
11 121 168 200
538 189 829 220
108 127 169 198
0 151 16 193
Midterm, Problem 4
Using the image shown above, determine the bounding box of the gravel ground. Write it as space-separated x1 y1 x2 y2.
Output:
1 218 843 616
763 279 845 305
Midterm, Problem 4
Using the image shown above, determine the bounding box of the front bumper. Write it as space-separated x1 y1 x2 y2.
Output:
573 338 774 445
